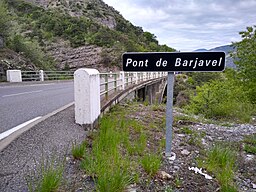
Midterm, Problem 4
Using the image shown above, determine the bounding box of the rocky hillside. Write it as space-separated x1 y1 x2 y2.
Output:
0 0 175 74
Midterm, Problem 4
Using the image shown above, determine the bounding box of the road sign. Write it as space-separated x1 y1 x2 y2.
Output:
122 51 226 157
123 52 225 72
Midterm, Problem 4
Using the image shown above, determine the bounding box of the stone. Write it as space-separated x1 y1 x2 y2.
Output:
125 184 137 192
181 149 190 155
157 171 172 180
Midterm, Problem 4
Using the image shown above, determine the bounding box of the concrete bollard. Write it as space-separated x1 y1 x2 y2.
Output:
6 70 22 82
74 68 100 126
39 70 44 81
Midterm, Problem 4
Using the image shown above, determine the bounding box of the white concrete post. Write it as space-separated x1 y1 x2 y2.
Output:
39 70 44 81
120 71 125 90
134 72 138 84
74 68 100 125
6 70 22 82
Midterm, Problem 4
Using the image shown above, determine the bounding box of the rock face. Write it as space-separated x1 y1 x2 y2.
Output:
48 41 103 70
19 0 121 71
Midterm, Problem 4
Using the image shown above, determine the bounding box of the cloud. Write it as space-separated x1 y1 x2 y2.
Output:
103 0 256 51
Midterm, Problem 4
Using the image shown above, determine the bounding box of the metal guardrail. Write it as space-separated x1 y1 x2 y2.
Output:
21 70 74 81
44 71 73 81
21 71 40 81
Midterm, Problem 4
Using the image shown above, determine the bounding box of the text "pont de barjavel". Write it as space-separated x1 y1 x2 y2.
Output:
122 52 226 72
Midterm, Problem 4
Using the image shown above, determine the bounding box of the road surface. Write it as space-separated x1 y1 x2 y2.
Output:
0 81 74 134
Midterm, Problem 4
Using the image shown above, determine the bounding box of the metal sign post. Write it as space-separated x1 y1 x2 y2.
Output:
165 72 174 157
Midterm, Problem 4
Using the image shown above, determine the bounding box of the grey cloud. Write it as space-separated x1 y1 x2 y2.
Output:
104 0 256 50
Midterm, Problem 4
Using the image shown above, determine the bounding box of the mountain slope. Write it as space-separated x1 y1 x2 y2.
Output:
0 0 175 72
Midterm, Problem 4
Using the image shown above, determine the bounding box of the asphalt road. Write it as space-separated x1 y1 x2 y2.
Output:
0 81 74 134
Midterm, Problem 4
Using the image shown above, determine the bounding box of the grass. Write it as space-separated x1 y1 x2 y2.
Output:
198 144 237 192
177 126 194 134
141 153 161 177
80 115 133 192
79 103 165 191
243 134 256 154
71 141 87 159
26 156 64 192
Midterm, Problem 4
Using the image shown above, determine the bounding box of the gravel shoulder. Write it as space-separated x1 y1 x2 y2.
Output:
0 105 87 192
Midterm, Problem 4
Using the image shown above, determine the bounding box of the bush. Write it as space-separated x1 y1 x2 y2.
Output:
187 80 253 122
9 35 55 69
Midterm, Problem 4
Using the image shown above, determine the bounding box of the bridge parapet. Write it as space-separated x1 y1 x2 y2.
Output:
74 68 167 126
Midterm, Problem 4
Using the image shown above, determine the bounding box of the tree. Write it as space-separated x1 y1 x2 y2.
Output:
0 0 11 45
232 26 256 103
143 31 158 44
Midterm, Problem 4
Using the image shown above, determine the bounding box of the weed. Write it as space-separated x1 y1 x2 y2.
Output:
141 153 161 177
177 126 194 134
164 186 174 192
26 155 64 192
159 138 166 149
151 104 165 112
174 175 182 188
243 134 256 154
71 141 86 159
81 115 133 191
200 144 237 192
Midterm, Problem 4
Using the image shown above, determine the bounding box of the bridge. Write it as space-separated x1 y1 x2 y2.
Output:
0 69 167 146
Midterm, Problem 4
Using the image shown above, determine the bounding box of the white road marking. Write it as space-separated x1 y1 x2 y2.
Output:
27 83 55 87
2 90 43 97
0 83 56 89
0 116 42 141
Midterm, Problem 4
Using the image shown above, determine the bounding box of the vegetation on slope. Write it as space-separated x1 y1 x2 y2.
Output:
173 26 256 123
0 0 175 71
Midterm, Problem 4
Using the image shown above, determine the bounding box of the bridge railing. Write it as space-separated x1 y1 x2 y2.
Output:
99 71 167 100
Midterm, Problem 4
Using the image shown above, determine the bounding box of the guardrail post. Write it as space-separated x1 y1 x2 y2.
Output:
39 70 44 81
74 68 100 126
7 70 22 82
120 71 125 90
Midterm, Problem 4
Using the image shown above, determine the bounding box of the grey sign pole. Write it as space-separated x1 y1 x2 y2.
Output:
165 72 174 157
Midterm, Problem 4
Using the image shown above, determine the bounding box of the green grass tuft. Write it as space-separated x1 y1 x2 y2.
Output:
26 156 64 192
243 134 256 154
71 141 86 159
141 153 161 177
200 144 237 192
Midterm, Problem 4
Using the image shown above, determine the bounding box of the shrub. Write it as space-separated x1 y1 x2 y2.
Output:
187 80 253 122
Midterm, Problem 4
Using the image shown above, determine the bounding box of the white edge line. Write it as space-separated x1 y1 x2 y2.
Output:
0 117 42 140
0 102 74 151
2 90 43 98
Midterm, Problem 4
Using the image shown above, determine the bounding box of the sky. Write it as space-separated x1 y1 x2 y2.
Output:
103 0 256 51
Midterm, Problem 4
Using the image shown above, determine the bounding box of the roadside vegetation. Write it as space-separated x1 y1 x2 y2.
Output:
198 143 238 192
26 155 64 192
173 27 256 123
79 104 164 191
